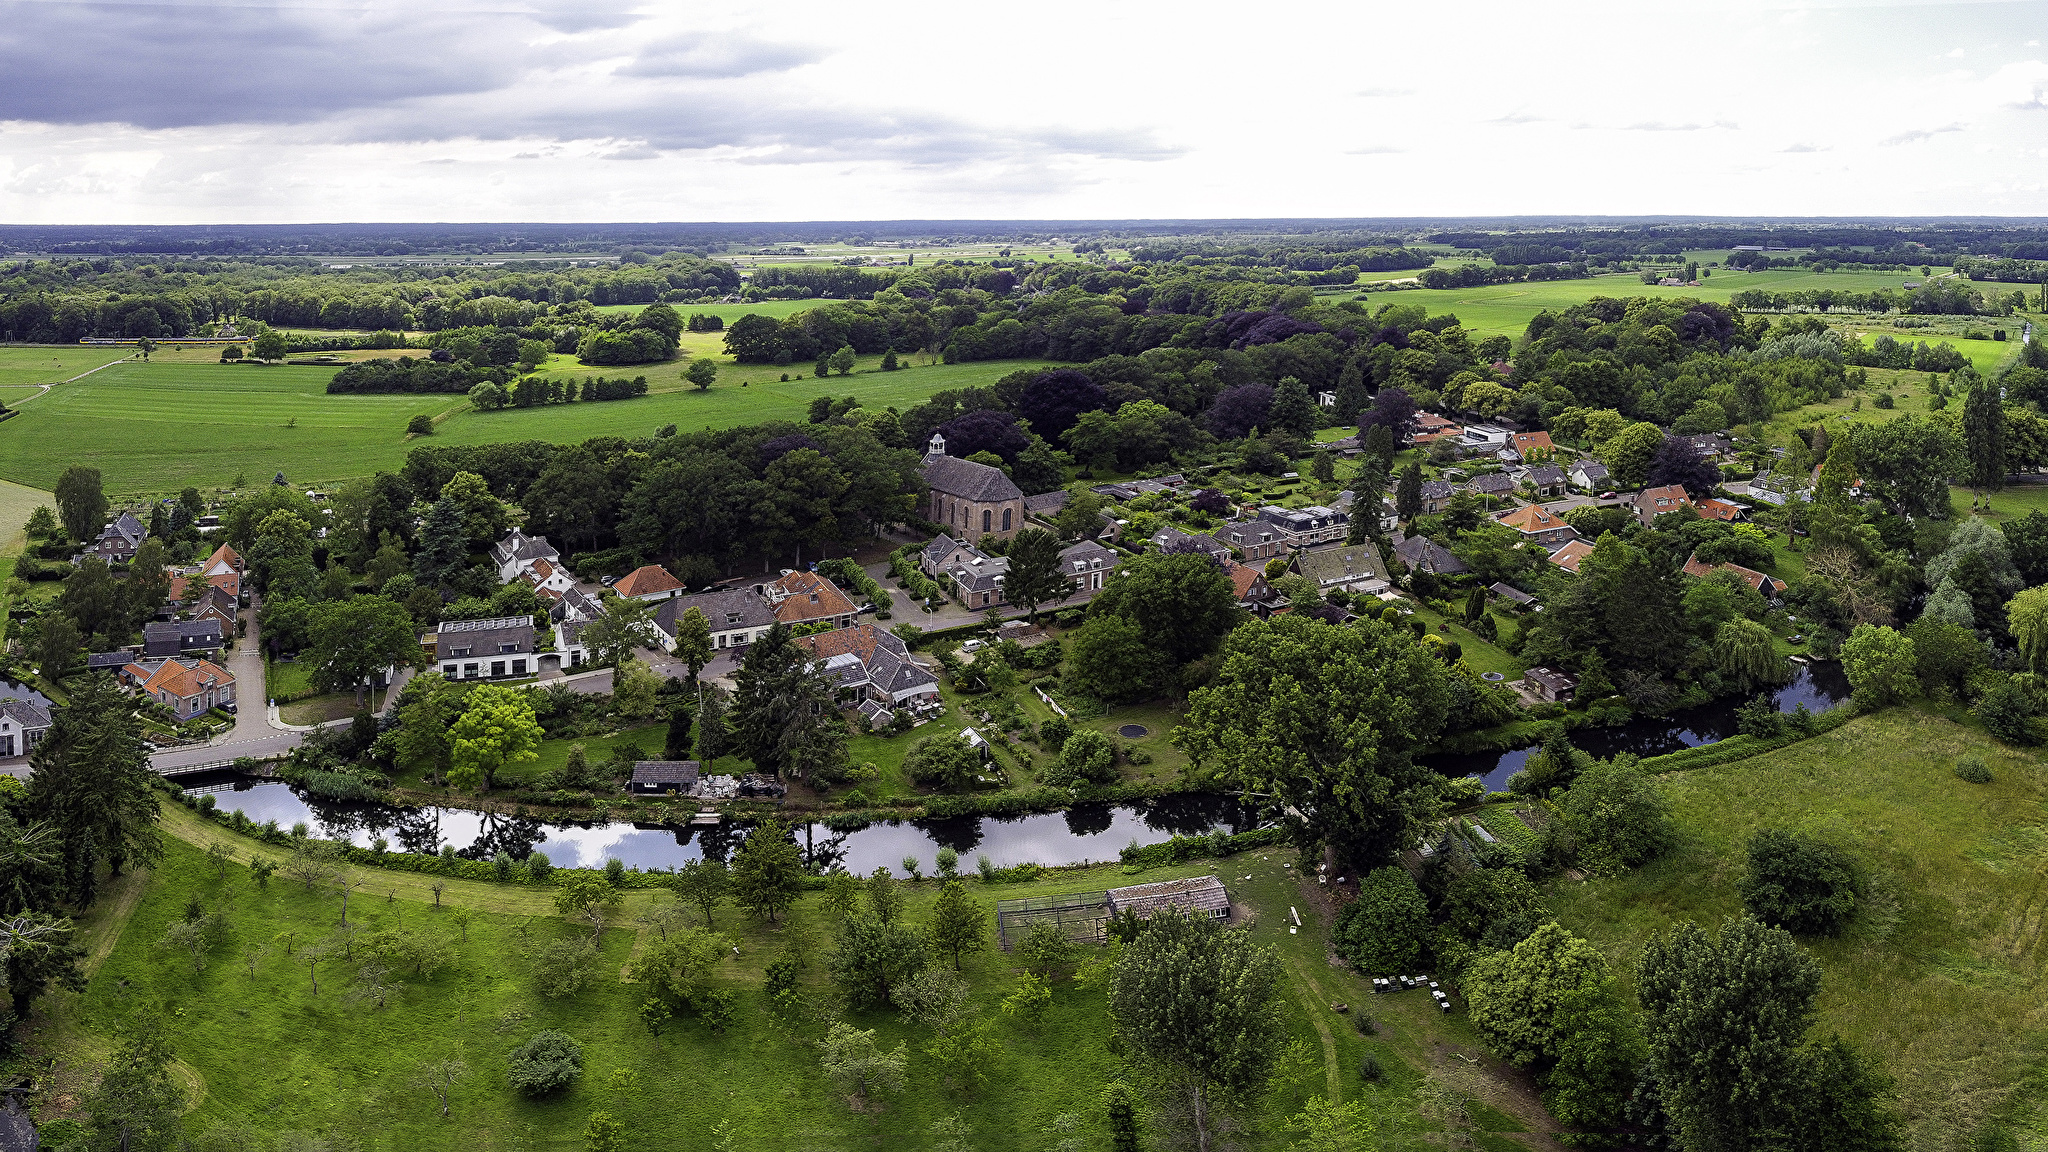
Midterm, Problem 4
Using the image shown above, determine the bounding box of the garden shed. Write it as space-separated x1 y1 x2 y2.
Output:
1106 876 1232 922
629 760 700 795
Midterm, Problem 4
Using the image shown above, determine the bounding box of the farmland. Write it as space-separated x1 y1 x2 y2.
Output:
1357 268 1952 339
0 346 1060 495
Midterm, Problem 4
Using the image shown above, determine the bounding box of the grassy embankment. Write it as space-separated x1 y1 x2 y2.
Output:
0 346 1062 495
35 800 1552 1151
1551 706 2048 1149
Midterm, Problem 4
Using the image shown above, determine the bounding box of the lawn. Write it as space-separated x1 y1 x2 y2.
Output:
0 348 1064 495
1548 706 2048 1149
31 800 1559 1150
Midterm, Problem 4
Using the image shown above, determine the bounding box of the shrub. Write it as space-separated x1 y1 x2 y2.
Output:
506 1030 584 1097
1557 758 1673 873
1055 728 1116 784
1738 829 1859 936
1955 755 1993 784
1038 716 1072 751
1359 1054 1383 1082
1335 867 1431 974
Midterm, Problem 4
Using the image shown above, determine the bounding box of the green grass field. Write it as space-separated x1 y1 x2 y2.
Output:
1550 706 2048 1149
0 345 132 386
1357 269 1944 340
0 349 1060 495
36 801 1548 1150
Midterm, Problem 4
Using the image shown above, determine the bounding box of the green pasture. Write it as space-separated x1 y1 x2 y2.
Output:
37 801 1537 1150
0 345 132 386
1361 268 1941 340
0 353 1063 495
1550 707 2048 1150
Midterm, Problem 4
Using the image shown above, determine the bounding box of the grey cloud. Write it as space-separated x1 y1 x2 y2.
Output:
1883 122 1965 145
0 0 550 128
618 35 826 78
1488 112 1547 125
1354 87 1413 97
1346 145 1404 155
1780 142 1824 152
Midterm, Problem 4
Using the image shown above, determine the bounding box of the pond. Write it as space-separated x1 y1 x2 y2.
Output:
1423 661 1854 792
177 775 1258 876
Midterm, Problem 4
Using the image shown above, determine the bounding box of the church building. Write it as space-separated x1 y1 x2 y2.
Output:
920 434 1026 541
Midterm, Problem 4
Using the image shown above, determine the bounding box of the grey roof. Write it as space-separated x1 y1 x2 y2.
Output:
1059 539 1118 574
86 651 132 669
630 760 700 786
144 619 223 656
922 454 1024 503
662 587 775 634
439 615 535 634
868 647 939 694
1571 460 1611 482
1023 490 1070 514
0 698 52 730
1257 505 1345 533
946 553 1009 593
1490 582 1537 606
1526 667 1578 691
1468 473 1516 495
817 652 871 690
1294 546 1388 586
102 511 147 545
491 529 558 566
556 586 603 622
1419 481 1455 500
1392 534 1469 575
1527 464 1567 486
1151 525 1228 555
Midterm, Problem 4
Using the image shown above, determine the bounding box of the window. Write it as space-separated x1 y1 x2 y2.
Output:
981 509 991 533
1001 508 1011 531
442 663 457 676
463 663 479 678
499 642 518 654
492 661 506 678
447 646 471 658
512 659 527 675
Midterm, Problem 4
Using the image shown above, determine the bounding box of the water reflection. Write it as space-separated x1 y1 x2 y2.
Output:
1424 662 1854 791
183 774 1251 874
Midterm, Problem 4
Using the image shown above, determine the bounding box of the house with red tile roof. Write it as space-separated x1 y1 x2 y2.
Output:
201 543 242 579
1495 503 1577 547
1630 484 1693 527
765 571 857 629
138 658 236 720
1548 538 1598 574
613 564 685 602
1510 431 1555 458
1694 498 1744 522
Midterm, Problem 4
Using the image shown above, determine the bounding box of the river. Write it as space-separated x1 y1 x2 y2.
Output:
1425 661 1853 790
178 775 1256 875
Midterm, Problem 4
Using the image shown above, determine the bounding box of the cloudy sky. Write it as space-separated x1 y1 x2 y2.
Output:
0 0 2044 223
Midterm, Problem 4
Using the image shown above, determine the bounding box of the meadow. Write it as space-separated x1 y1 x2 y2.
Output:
0 345 132 386
34 801 1547 1151
1358 268 1949 339
0 347 1060 495
1550 707 2048 1150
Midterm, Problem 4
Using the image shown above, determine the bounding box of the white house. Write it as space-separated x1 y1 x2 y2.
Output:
490 529 561 584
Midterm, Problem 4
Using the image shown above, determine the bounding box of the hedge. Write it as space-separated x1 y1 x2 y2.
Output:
1118 826 1287 871
1638 703 1860 774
